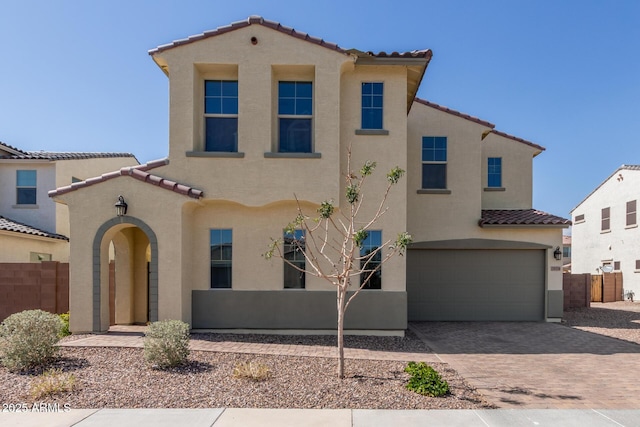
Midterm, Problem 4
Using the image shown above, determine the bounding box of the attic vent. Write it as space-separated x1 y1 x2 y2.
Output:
251 36 258 45
575 214 585 223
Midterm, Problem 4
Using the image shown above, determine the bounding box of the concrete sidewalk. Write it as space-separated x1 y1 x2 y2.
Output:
2 408 640 426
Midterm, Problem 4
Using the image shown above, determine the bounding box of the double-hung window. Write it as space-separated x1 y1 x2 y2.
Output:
487 157 502 188
627 200 637 227
210 229 232 288
421 137 447 189
283 229 305 288
204 80 238 152
361 82 383 129
360 230 382 289
16 170 37 205
601 207 610 232
278 81 312 153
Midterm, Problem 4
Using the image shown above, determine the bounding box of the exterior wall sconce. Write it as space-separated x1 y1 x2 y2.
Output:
115 195 128 217
553 246 562 261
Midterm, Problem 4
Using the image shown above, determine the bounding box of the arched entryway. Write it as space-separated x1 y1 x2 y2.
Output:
92 217 158 332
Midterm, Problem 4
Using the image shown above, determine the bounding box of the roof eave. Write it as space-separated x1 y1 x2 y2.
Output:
478 223 571 229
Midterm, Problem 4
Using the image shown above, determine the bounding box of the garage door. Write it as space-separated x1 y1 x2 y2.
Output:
407 249 545 321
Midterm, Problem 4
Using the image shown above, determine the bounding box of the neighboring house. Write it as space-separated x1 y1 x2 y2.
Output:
571 165 640 299
50 17 570 334
0 142 138 262
562 235 572 273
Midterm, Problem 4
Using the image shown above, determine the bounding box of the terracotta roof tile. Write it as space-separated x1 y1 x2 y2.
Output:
0 216 68 241
1 151 137 161
489 129 545 153
0 142 29 155
479 209 571 227
413 98 495 128
149 16 431 61
48 158 204 200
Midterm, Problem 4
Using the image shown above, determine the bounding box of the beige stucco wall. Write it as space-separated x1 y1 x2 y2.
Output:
54 157 139 237
481 132 538 209
406 102 564 297
153 25 351 207
55 176 187 333
0 232 68 262
407 102 491 241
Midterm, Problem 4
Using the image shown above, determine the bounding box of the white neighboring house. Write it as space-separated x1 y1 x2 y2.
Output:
0 141 138 262
571 165 640 300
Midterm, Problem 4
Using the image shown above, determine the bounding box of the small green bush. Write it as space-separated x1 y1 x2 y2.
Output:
0 309 64 371
58 312 70 337
404 361 450 397
143 319 190 368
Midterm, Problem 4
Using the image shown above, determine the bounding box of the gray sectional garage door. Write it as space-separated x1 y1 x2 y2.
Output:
407 249 545 321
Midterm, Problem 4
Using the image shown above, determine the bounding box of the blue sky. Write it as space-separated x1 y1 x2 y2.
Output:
1 0 638 226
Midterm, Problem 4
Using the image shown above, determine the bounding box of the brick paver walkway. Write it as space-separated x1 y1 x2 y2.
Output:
409 322 640 409
59 327 439 363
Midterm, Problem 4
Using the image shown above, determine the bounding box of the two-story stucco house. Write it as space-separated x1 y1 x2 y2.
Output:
570 165 640 299
0 142 137 262
50 17 569 334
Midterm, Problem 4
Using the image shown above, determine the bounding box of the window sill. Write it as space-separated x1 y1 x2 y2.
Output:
264 152 321 159
355 129 389 136
186 151 245 158
12 204 39 209
484 187 505 192
574 220 585 225
600 230 611 234
417 189 451 195
625 224 638 230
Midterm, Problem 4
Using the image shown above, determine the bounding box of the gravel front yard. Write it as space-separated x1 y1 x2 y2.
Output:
0 332 494 410
562 301 640 345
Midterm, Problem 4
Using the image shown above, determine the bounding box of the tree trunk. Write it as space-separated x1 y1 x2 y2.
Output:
336 289 345 379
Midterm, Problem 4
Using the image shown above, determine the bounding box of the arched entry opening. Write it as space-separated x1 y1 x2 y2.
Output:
92 217 158 332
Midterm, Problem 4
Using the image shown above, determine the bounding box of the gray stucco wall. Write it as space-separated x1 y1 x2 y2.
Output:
192 290 407 330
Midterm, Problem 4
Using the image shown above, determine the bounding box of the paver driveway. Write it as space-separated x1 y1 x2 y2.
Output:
409 322 640 409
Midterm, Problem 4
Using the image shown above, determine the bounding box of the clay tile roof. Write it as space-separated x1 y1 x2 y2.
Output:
149 16 430 60
0 142 136 161
48 158 204 200
479 209 571 227
490 129 545 153
413 98 495 128
0 216 69 241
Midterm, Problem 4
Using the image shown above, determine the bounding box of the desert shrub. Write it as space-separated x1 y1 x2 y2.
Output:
58 312 70 337
143 319 190 368
233 361 271 381
404 361 450 397
0 309 64 371
30 368 76 399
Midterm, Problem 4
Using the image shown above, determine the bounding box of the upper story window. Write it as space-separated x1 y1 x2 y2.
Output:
283 229 306 289
487 157 502 188
422 137 447 189
627 200 637 227
361 82 383 130
16 170 37 205
601 207 610 232
360 230 382 289
574 214 585 223
204 80 238 152
563 246 571 258
210 229 232 288
278 81 312 153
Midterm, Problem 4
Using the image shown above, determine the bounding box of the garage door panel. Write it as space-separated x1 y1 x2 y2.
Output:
407 249 545 321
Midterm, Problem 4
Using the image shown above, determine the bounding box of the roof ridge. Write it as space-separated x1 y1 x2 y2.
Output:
48 158 204 200
571 164 640 213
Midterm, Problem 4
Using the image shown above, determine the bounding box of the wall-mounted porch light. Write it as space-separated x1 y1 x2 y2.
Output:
553 246 562 261
115 195 128 217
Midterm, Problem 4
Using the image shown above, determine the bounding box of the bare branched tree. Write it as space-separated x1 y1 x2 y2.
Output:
265 147 411 378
